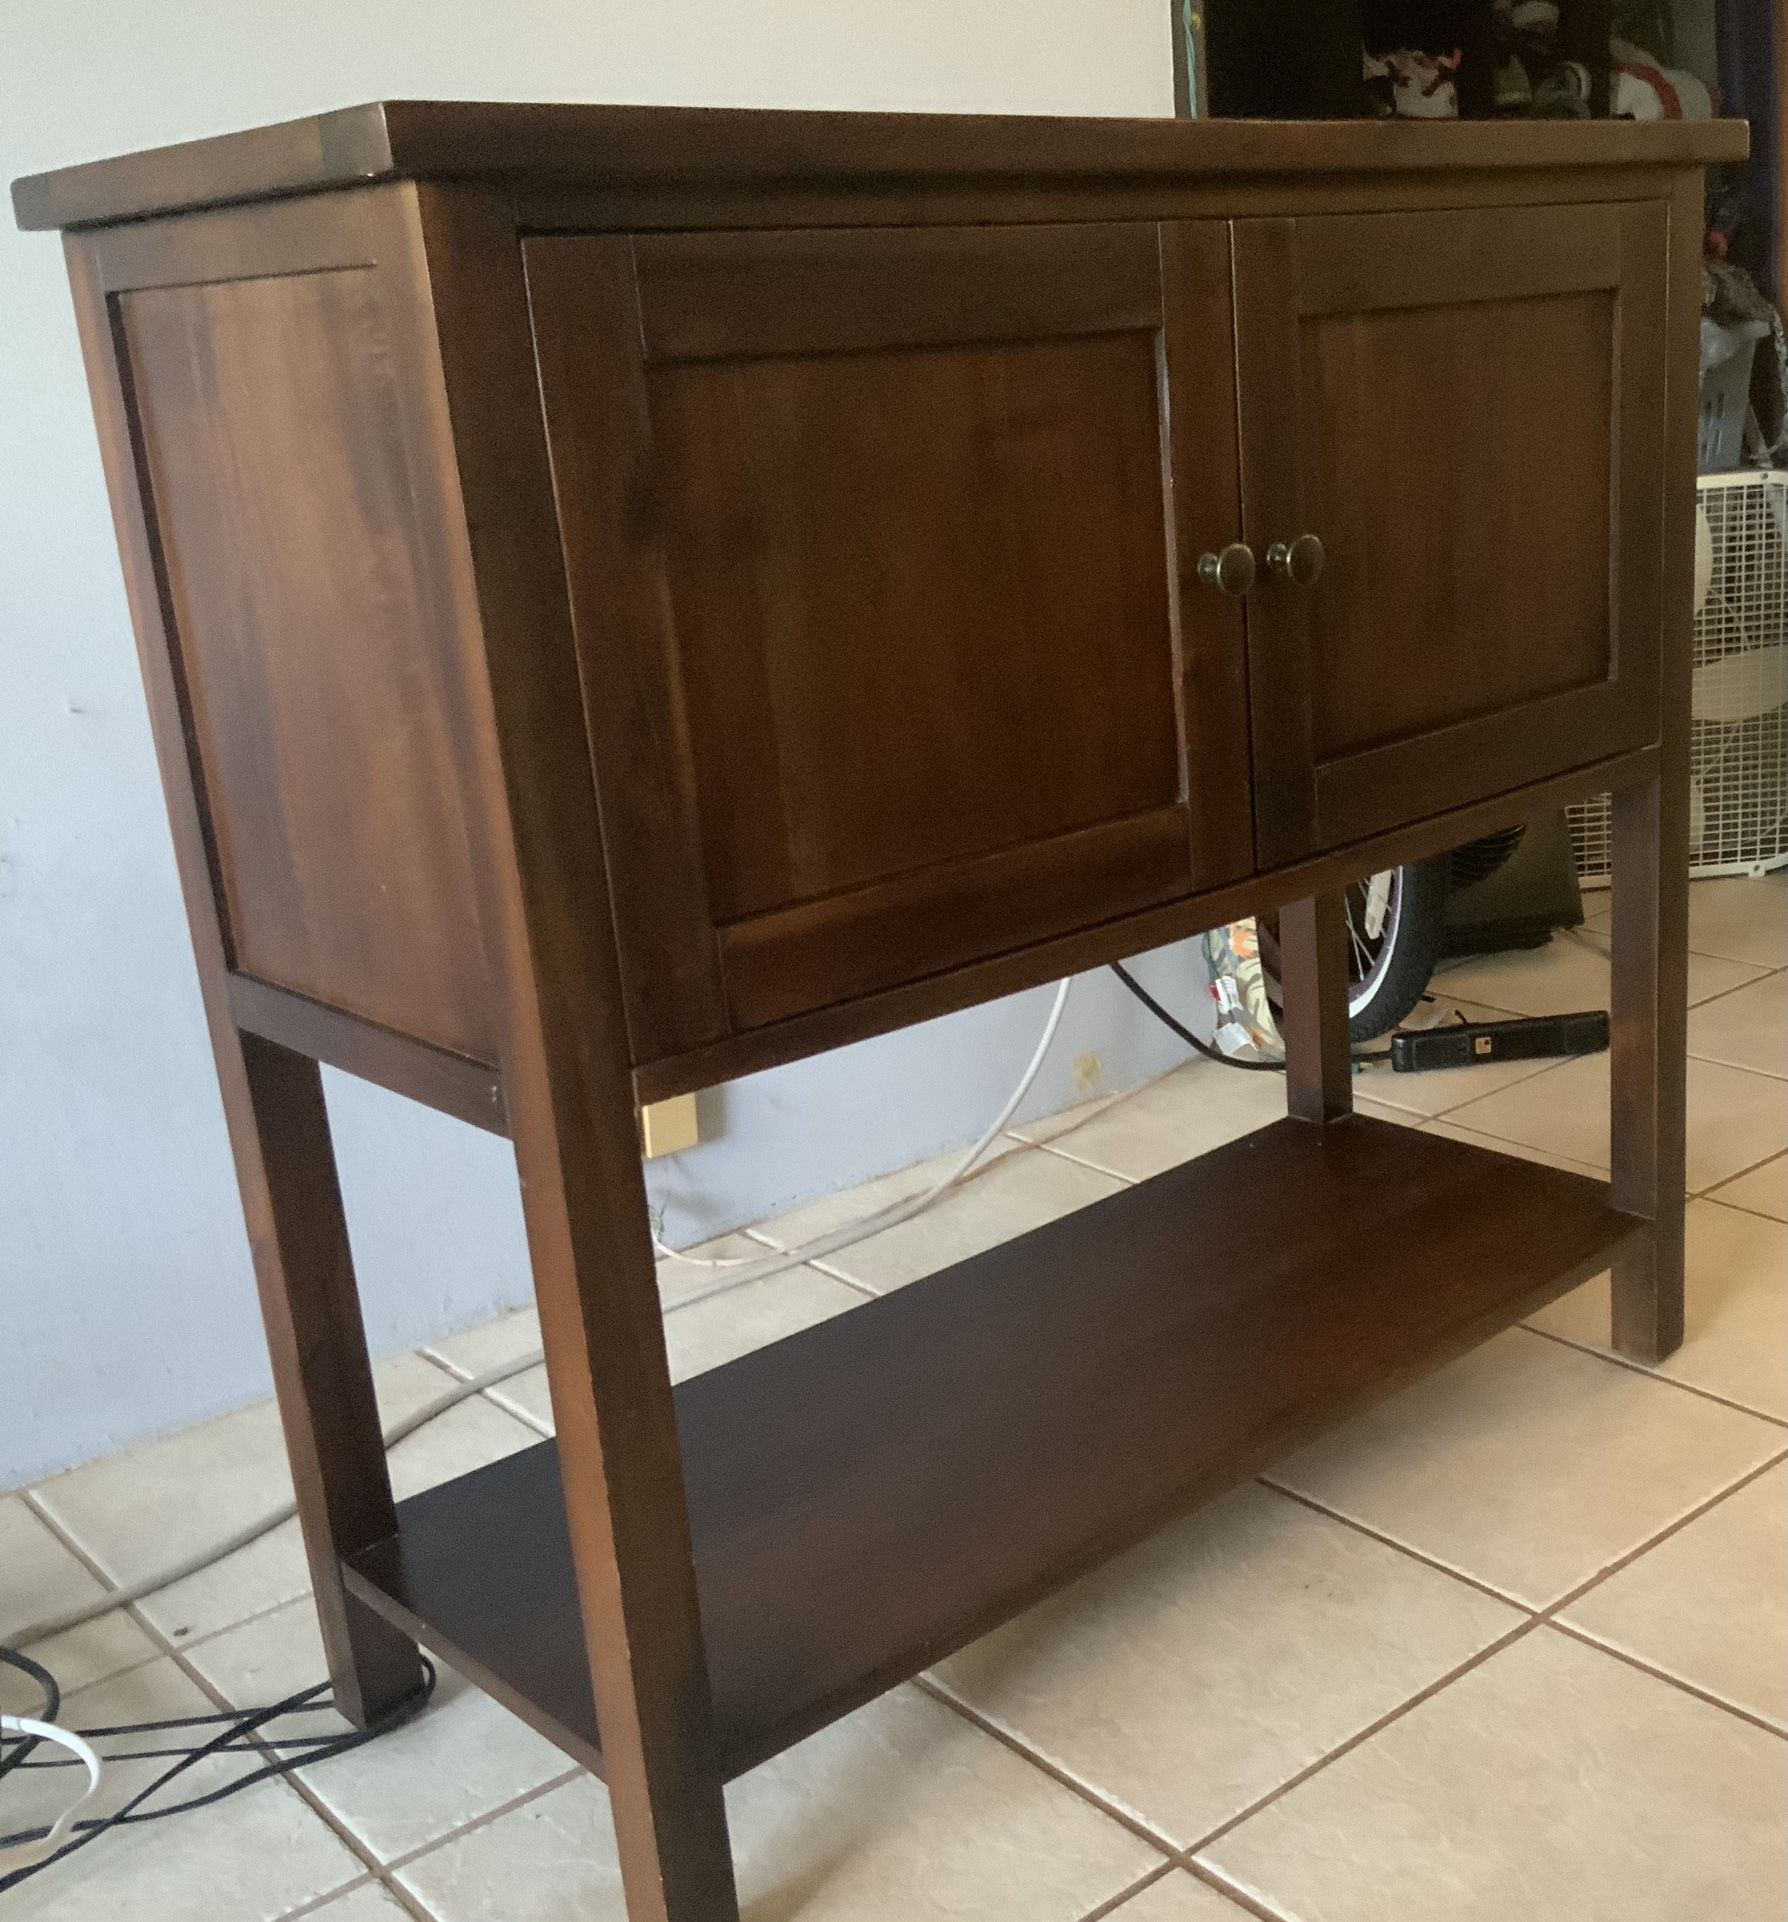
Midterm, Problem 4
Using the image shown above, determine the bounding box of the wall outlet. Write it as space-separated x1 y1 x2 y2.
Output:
639 1093 701 1159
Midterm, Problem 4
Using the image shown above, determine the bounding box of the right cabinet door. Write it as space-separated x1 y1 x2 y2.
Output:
1234 201 1669 865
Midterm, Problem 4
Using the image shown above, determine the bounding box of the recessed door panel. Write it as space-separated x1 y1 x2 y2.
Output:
1301 289 1615 757
650 328 1182 923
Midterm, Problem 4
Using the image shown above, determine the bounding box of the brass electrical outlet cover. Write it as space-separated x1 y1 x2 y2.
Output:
641 1093 701 1158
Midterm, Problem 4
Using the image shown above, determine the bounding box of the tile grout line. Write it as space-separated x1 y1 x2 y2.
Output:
1700 1145 1788 1198
11 1487 169 1700
1029 1072 1778 1201
1686 1052 1788 1084
292 1867 444 1922
926 1426 1788 1905
1446 929 1778 1000
1678 953 1787 1003
416 1229 867 1394
367 1872 439 1922
910 1673 1186 1862
411 1347 478 1387
1698 1192 1787 1226
481 1389 553 1440
1068 1860 1180 1922
1130 1445 1784 1875
1182 1856 1301 1922
15 1487 207 1678
1530 1446 1788 1623
18 1501 596 1914
159 1588 316 1661
1030 1073 1589 1177
785 1252 884 1300
1518 1320 1788 1428
267 1870 383 1922
1253 1480 1541 1612
1030 1136 1144 1186
1367 1041 1571 1127
1408 946 1786 1126
143 1620 395 1892
1405 1102 1608 1168
1415 1124 1608 1181
1545 1616 1788 1742
20 1481 425 1900
376 1763 587 1881
735 1132 1053 1263
21 1484 128 1589
1182 1614 1546 1860
111 1621 386 1895
1173 1451 1788 1866
11 1538 1769 1896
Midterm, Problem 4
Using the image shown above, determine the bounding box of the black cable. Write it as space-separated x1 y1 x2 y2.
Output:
0 1647 61 1786
0 1682 326 1889
0 1665 434 1888
0 1654 436 1893
0 1649 59 1721
1110 960 1397 1072
1109 961 1286 1072
17 1730 369 1768
75 1703 339 1736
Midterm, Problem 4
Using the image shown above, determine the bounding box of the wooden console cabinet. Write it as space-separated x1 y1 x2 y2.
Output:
16 104 1744 1921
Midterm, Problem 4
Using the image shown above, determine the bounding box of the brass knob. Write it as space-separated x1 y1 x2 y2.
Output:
1196 542 1256 598
1267 533 1326 587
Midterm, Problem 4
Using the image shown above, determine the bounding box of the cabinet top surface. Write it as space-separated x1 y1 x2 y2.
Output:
13 99 1747 233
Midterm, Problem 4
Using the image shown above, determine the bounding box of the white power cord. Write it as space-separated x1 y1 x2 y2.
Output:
0 1718 103 1871
653 978 1073 1295
15 979 1074 1650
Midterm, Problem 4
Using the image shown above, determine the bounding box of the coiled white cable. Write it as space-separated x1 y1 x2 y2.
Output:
0 1718 104 1871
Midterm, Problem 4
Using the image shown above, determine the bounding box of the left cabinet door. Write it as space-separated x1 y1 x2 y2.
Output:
525 223 1253 1054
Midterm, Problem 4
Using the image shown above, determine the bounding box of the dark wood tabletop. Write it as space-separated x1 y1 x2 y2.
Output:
13 98 1747 232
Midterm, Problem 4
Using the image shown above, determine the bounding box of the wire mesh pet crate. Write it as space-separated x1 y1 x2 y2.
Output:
1570 469 1788 884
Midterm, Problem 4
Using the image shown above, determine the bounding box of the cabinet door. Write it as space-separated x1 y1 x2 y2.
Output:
1234 202 1668 865
526 223 1252 1052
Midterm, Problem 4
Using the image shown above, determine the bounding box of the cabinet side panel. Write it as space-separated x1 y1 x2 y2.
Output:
116 268 496 1060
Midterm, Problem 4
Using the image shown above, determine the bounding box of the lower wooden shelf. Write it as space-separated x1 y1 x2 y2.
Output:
344 1113 1640 1779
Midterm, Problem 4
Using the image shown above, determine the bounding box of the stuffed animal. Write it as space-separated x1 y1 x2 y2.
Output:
1611 38 1715 120
1363 46 1463 119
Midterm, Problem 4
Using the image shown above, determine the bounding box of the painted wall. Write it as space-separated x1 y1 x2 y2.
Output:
0 0 1219 1487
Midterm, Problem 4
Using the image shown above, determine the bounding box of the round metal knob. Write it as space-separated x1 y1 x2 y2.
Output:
1196 542 1256 598
1266 533 1327 587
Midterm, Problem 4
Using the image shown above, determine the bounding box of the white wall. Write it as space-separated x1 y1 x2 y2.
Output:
0 1 1216 1487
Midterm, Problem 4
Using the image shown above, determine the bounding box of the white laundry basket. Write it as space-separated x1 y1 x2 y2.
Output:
1570 469 1788 884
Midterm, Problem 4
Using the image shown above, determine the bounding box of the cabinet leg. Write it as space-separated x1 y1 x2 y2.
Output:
401 182 740 1922
1279 892 1353 1124
511 1142 741 1922
1608 773 1688 1362
233 1031 423 1725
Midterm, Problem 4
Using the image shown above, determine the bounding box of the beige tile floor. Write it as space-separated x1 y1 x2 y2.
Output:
2 874 1782 1922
